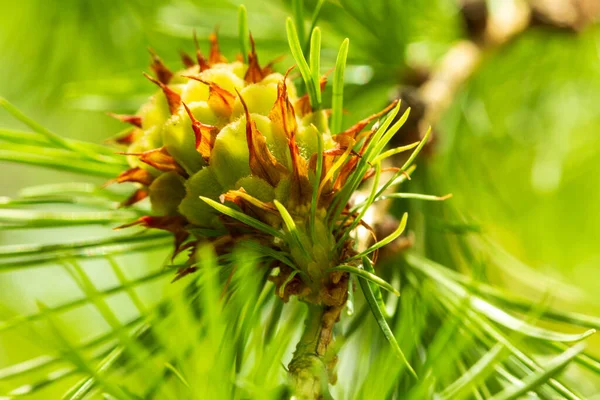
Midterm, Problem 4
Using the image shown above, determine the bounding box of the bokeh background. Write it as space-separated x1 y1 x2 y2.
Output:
1 0 599 397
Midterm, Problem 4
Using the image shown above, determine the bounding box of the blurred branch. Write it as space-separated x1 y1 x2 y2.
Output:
393 0 599 150
365 0 600 277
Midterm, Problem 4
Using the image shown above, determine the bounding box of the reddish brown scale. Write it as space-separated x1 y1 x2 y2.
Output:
294 96 312 117
197 52 210 71
120 188 149 207
331 134 356 149
182 102 219 160
121 147 187 177
115 167 154 186
186 76 236 117
323 147 352 158
115 215 190 257
244 35 267 84
208 32 227 64
206 81 236 116
333 101 397 191
180 51 196 68
170 240 200 269
287 139 311 208
221 188 279 216
148 49 173 84
220 191 243 208
107 113 142 128
172 266 198 282
269 68 311 207
113 130 138 145
238 90 289 187
337 101 397 138
319 76 328 90
192 31 211 72
221 189 280 226
329 136 361 192
269 67 298 138
114 215 184 231
361 167 401 182
143 73 181 115
330 101 401 191
333 158 358 192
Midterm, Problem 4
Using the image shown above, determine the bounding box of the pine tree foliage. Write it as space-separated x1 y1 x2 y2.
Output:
0 1 599 399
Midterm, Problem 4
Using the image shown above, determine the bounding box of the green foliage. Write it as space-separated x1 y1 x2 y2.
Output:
286 17 320 109
0 1 599 399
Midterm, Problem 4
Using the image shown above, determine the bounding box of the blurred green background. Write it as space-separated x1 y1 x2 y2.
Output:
1 0 599 396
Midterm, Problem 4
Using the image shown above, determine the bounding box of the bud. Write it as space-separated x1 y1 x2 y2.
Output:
111 24 424 397
113 32 361 299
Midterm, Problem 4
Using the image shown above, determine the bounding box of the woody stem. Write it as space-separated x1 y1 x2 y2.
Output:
288 303 342 400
